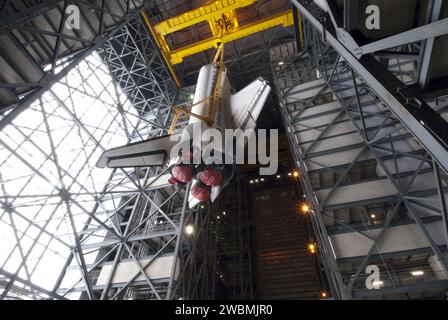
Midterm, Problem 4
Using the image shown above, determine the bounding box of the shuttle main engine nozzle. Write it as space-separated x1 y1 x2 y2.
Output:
191 183 211 202
198 166 223 187
169 164 193 185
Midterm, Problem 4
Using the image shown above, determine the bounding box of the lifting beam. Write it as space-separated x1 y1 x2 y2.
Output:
144 0 293 67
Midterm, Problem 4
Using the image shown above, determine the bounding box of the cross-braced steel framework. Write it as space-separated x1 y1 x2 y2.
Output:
0 0 146 127
0 3 215 299
150 0 293 87
213 174 255 300
271 2 448 299
0 0 296 301
99 14 178 140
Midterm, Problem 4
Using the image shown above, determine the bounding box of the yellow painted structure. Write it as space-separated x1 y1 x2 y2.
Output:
155 0 256 36
167 44 225 134
141 11 182 87
142 0 294 81
169 11 293 65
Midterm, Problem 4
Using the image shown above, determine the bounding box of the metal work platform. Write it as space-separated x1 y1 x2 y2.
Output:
0 0 146 121
272 0 448 297
0 1 210 300
1 0 448 301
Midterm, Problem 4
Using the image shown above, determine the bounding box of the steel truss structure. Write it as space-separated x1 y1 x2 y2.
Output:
0 0 146 125
0 2 215 300
149 0 293 66
0 0 294 301
213 174 255 300
271 1 448 299
166 0 295 89
99 14 178 139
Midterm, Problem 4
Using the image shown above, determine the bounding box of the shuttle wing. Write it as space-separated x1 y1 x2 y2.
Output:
96 133 181 168
229 77 271 131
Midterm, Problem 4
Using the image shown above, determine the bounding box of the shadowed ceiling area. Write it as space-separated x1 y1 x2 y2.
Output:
146 0 293 86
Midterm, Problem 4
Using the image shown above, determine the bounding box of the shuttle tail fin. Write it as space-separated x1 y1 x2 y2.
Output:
228 78 271 131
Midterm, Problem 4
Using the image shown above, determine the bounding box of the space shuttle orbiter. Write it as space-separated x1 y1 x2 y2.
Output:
96 45 271 208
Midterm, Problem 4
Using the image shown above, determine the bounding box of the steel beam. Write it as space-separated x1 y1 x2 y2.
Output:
0 2 145 127
274 7 448 298
0 5 189 300
154 0 256 36
417 0 443 89
360 17 448 56
323 0 342 30
292 0 448 174
169 11 294 65
343 0 359 31
0 267 68 300
434 162 448 248
352 280 448 298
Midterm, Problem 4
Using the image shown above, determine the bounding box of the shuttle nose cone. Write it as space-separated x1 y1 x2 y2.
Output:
191 184 211 202
171 165 193 183
198 167 223 187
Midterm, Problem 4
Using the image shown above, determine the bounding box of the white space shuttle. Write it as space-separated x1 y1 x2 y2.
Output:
96 46 271 208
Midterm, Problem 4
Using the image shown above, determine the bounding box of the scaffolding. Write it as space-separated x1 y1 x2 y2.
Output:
272 3 448 299
0 3 208 300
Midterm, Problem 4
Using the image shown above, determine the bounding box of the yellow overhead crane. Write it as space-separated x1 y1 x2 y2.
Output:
142 0 294 87
155 0 255 37
169 10 294 65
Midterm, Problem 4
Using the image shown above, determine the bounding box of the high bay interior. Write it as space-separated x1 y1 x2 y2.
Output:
0 0 447 300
